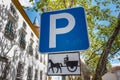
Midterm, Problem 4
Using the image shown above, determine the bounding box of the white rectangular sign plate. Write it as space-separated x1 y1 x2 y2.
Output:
47 52 81 75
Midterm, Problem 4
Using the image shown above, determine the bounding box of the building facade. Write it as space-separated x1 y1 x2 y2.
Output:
0 0 47 80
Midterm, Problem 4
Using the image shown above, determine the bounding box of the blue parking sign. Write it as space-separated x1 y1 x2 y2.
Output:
39 7 89 53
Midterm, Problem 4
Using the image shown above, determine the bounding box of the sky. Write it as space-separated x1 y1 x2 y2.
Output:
19 0 40 25
19 0 35 8
24 9 40 25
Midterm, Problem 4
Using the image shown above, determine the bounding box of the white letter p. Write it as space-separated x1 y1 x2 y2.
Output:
49 13 75 48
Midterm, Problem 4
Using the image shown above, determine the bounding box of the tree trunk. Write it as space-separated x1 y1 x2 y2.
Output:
93 13 120 80
81 59 90 80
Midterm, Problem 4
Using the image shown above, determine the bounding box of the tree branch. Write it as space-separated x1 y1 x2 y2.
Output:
63 0 67 8
111 48 120 55
68 0 74 8
93 13 120 80
87 44 105 62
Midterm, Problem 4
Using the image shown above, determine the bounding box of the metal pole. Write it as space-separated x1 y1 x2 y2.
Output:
62 76 66 80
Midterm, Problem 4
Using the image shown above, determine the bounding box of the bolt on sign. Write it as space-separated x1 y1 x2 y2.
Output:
47 52 81 75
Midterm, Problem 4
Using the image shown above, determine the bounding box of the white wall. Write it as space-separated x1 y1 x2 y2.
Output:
0 0 47 80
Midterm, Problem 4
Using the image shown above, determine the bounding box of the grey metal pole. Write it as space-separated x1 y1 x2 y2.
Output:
62 76 66 80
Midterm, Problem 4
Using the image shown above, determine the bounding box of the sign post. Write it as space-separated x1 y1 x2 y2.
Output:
62 76 66 80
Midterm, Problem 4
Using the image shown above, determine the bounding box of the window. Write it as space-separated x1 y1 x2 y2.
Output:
0 4 8 27
19 25 27 49
34 69 38 80
35 51 38 59
20 33 25 41
0 57 9 80
19 32 26 49
40 55 42 63
27 67 33 80
28 39 34 55
9 4 18 21
40 71 42 80
4 20 15 40
16 62 24 80
23 22 26 29
31 32 33 37
28 45 33 55
6 20 13 31
10 4 16 15
37 40 38 43
35 46 39 59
